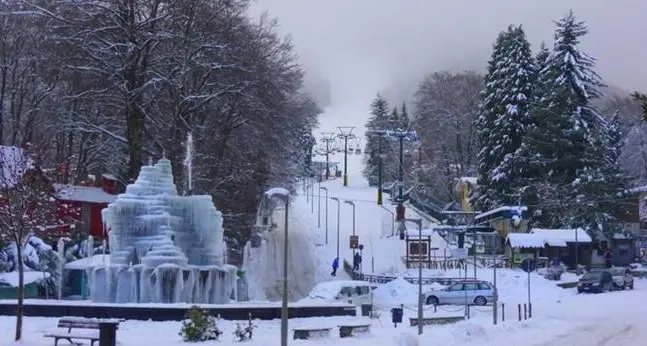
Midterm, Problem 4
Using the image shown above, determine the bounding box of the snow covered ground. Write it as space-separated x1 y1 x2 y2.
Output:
3 279 645 345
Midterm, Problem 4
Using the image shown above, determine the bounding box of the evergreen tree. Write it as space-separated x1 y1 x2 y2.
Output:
515 11 609 229
363 94 392 186
400 102 410 129
632 92 647 120
475 25 535 210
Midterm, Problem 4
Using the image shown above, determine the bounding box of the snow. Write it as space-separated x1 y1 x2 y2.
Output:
0 271 50 287
64 255 110 270
506 233 548 249
475 206 527 220
264 187 290 198
53 184 117 204
2 279 646 345
532 228 592 243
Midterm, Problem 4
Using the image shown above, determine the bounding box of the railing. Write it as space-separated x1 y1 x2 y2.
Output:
352 273 476 286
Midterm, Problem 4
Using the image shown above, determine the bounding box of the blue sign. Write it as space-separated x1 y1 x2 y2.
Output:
520 259 536 273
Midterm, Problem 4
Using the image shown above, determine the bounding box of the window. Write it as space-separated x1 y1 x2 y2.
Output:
478 283 491 290
463 283 478 291
449 284 464 291
619 248 629 257
340 287 352 297
359 286 370 295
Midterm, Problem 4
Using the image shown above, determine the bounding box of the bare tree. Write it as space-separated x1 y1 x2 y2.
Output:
412 71 483 201
0 144 71 341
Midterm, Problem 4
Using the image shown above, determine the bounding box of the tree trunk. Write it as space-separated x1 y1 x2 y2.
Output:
14 239 24 341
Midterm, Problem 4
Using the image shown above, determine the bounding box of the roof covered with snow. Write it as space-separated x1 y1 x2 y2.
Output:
532 228 592 243
475 206 528 220
0 271 50 287
507 233 547 248
53 184 117 204
507 228 591 248
64 254 110 270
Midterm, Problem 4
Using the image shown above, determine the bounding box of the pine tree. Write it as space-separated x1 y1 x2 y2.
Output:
515 10 609 229
363 94 392 186
475 25 535 210
632 92 647 121
400 102 410 129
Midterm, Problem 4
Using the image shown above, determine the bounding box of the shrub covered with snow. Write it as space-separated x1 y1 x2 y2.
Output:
0 236 60 294
179 305 222 342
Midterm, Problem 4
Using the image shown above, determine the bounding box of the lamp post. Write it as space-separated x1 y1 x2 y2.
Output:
320 187 328 244
402 218 424 335
337 126 355 187
317 180 322 228
344 200 356 258
381 206 395 237
331 197 341 260
263 189 290 346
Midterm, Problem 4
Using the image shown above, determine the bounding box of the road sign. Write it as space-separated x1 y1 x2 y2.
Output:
520 258 536 273
350 235 359 249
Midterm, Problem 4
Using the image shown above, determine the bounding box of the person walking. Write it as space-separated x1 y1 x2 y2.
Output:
353 252 361 272
331 257 339 276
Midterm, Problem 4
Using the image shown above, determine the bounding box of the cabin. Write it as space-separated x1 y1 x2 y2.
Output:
53 174 118 239
505 228 593 269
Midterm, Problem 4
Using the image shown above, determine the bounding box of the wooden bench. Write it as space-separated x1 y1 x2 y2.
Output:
293 327 332 340
43 318 121 346
409 316 465 326
338 324 371 338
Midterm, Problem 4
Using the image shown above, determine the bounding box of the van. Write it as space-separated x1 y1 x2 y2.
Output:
305 280 373 306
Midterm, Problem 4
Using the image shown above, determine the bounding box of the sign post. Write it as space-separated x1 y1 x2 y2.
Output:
520 258 536 318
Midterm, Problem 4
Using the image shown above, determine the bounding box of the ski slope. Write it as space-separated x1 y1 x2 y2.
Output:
243 103 440 301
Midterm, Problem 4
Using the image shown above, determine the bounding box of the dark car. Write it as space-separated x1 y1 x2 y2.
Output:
577 270 614 293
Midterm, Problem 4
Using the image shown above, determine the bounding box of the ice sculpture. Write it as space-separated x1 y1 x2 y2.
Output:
86 158 238 304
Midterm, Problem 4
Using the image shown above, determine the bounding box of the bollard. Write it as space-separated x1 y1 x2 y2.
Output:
467 305 470 319
529 303 532 318
433 305 437 313
523 304 527 320
518 304 521 321
501 303 505 322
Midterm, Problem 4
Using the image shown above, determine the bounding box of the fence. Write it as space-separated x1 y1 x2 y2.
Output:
353 273 475 286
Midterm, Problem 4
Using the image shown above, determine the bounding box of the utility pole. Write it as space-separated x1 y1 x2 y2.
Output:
319 132 337 180
337 127 356 187
385 130 418 230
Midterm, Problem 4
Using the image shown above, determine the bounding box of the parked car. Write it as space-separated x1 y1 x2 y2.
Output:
423 280 497 306
607 267 634 290
577 270 614 293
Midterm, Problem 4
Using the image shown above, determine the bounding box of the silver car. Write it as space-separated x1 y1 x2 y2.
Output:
423 280 497 306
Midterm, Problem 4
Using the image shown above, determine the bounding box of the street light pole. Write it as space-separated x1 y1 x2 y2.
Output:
320 187 328 244
345 200 356 258
331 197 341 260
403 218 424 335
317 181 321 228
263 189 290 346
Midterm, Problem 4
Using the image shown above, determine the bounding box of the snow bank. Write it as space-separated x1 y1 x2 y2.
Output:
372 276 445 308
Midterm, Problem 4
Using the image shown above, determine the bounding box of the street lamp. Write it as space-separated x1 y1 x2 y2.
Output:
317 180 322 228
331 197 341 260
402 218 424 335
344 200 356 258
337 126 355 187
263 188 290 346
320 187 328 244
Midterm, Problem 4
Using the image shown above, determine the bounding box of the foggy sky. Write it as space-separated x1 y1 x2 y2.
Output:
250 0 647 106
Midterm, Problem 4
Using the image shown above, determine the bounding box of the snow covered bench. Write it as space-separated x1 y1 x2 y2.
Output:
338 324 371 338
43 317 121 346
293 327 332 340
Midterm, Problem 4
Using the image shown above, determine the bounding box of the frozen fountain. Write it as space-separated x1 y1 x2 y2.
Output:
86 158 237 304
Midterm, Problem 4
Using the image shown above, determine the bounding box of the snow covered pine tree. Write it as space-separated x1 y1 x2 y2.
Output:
476 25 535 210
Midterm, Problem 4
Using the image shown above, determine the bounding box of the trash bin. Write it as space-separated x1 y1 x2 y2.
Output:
99 321 118 346
391 306 403 327
361 304 372 317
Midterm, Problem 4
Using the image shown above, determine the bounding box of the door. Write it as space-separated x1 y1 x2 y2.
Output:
445 283 465 305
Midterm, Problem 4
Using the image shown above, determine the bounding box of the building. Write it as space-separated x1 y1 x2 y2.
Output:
505 228 594 269
53 174 118 239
